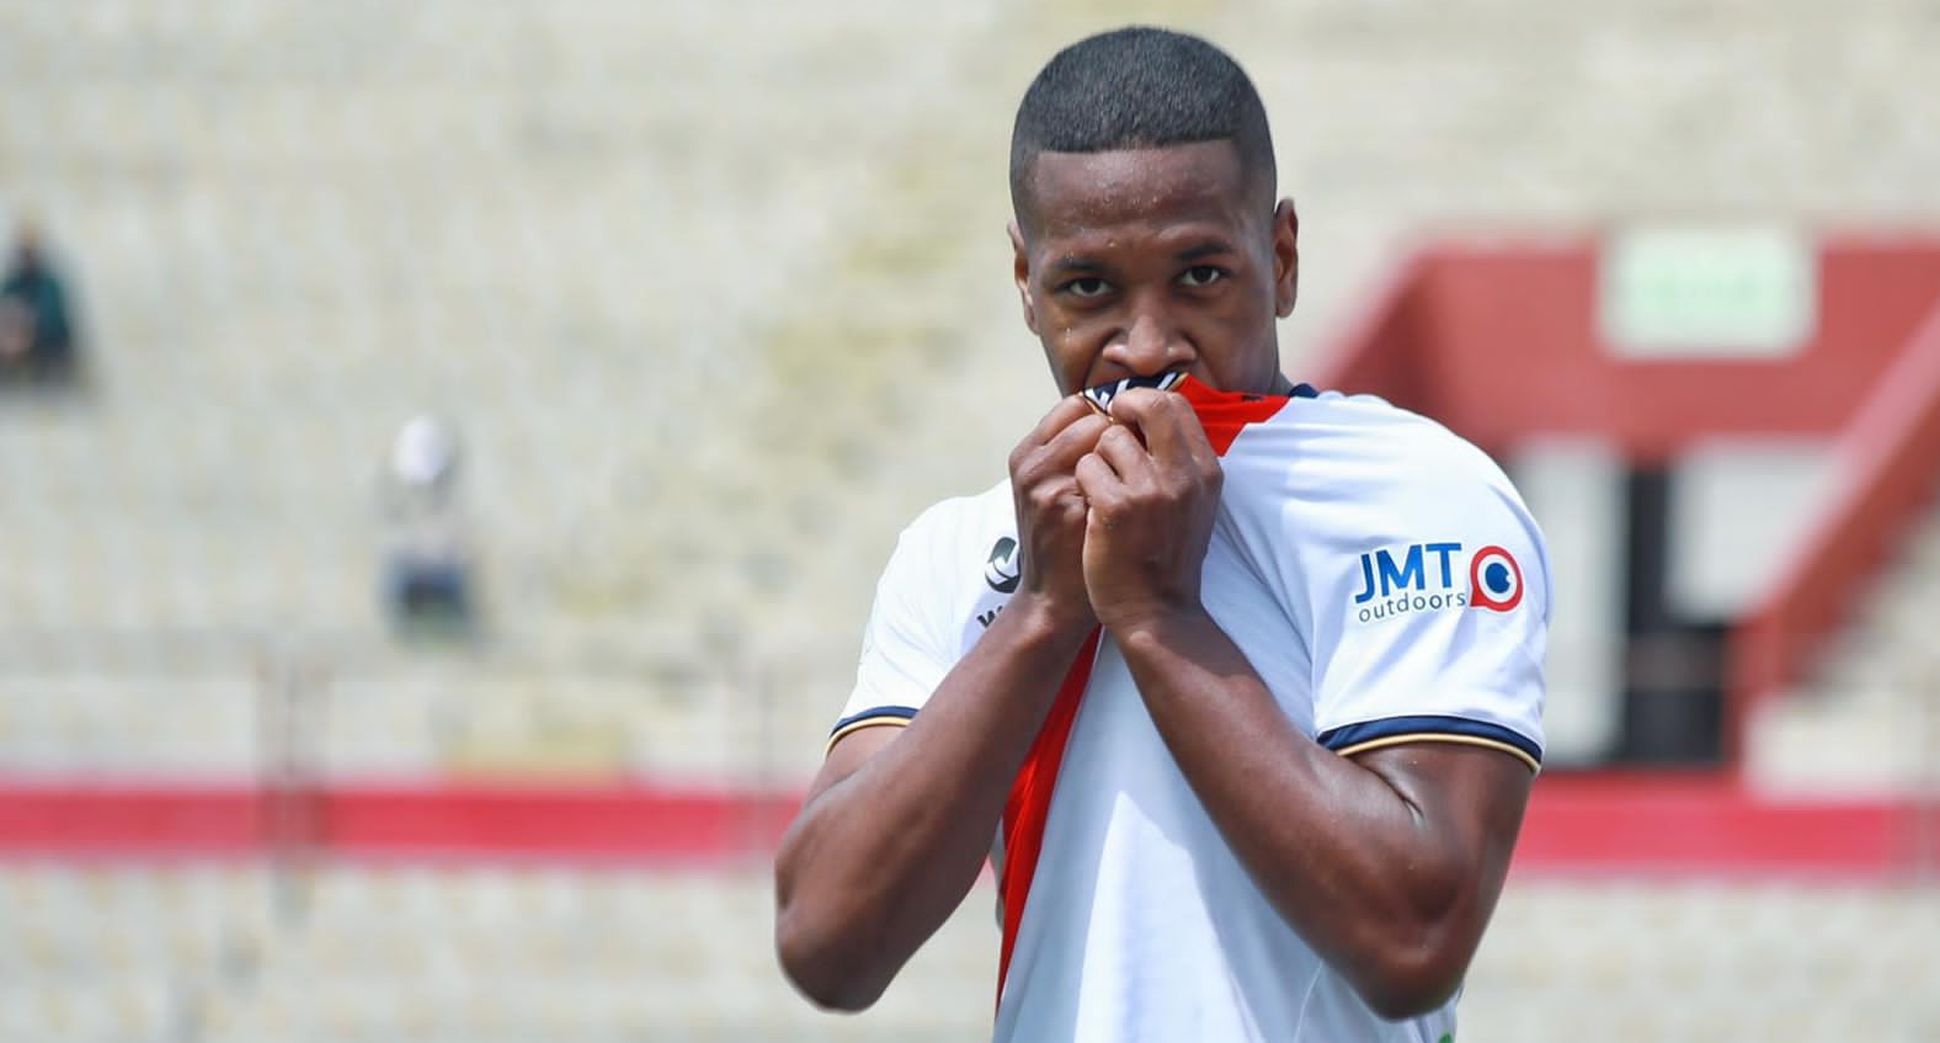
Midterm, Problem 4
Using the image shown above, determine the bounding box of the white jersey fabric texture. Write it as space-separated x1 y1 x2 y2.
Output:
829 379 1549 1043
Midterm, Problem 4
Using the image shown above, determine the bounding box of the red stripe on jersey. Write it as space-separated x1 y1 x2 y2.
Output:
997 628 1101 1003
1177 375 1295 456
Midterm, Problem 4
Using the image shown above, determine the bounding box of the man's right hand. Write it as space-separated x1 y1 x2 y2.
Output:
776 395 1110 1012
1008 395 1110 634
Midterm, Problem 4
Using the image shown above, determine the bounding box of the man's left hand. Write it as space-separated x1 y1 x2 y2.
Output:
1073 388 1224 632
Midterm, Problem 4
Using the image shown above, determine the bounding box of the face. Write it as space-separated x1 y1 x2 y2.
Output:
1010 140 1298 397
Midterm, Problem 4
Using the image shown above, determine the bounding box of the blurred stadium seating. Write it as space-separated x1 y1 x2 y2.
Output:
0 863 1934 1042
4 0 1940 781
1 0 1937 1039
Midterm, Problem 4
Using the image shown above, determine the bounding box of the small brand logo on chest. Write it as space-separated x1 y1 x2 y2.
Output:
984 536 1021 594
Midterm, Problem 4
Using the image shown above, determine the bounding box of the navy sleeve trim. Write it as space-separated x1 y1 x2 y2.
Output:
1316 714 1542 772
826 704 919 747
830 705 918 735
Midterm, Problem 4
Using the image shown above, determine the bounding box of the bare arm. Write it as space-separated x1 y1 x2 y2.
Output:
1075 389 1533 1018
774 598 1091 1010
1115 612 1530 1018
773 397 1106 1011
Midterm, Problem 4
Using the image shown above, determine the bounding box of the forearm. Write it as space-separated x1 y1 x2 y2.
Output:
775 597 1092 1008
1114 610 1501 1016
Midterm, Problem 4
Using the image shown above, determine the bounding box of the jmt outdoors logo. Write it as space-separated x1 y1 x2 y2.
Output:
1353 542 1522 623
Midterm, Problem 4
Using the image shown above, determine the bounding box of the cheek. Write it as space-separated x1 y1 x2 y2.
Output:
1192 306 1275 382
1041 321 1101 393
1048 346 1092 393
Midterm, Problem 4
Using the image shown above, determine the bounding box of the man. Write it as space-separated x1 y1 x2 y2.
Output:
775 27 1546 1042
379 415 477 640
0 221 82 384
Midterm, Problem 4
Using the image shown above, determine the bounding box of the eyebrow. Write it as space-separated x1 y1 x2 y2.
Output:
1043 235 1241 279
1175 240 1238 262
1046 255 1105 276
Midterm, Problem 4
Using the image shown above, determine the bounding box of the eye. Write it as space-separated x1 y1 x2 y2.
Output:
1179 265 1227 288
1061 277 1111 299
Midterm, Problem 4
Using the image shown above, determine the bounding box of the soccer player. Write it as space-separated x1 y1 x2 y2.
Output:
775 26 1546 1042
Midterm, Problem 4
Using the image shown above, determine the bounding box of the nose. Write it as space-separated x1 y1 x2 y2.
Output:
1102 298 1193 377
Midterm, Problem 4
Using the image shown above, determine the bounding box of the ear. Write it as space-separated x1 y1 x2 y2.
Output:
1271 198 1299 319
1009 220 1039 335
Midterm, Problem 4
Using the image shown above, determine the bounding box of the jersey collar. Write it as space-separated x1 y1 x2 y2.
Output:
1077 373 1319 456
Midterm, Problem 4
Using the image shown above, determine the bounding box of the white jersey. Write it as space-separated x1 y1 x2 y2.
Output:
830 377 1548 1043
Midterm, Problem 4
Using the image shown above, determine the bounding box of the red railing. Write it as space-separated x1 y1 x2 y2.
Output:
1728 301 1940 754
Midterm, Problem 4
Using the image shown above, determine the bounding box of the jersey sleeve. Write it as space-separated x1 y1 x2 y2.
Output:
1304 439 1549 772
827 504 960 752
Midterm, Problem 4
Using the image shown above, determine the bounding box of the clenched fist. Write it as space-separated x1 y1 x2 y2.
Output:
1007 395 1111 635
1071 388 1223 633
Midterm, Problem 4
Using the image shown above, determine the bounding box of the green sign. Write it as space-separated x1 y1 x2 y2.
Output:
1601 227 1815 357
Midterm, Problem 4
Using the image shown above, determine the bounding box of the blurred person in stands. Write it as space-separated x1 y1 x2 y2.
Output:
380 415 477 641
775 27 1547 1042
0 220 83 386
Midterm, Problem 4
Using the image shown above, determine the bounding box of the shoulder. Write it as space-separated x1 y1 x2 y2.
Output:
1224 392 1547 612
866 479 1017 651
1309 392 1509 479
1245 391 1529 520
893 479 1013 554
878 479 1015 590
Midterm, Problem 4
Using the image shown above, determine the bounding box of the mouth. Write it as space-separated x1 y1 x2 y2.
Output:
1080 370 1188 415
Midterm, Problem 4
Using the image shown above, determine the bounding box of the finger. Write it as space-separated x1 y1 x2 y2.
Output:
1031 412 1111 474
1110 389 1212 468
1022 395 1096 451
1073 452 1120 504
1093 423 1156 486
1141 393 1221 488
1012 398 1107 480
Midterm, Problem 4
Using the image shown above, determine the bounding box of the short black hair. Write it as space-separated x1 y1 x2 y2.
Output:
1009 27 1276 224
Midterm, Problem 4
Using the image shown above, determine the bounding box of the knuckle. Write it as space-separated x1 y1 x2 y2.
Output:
1015 449 1051 482
1012 444 1047 477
